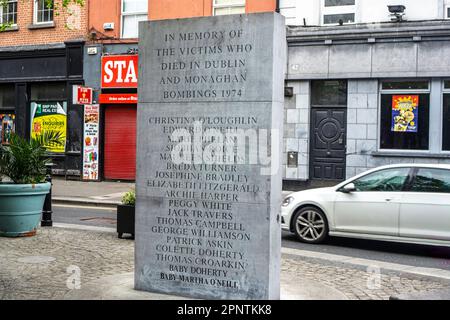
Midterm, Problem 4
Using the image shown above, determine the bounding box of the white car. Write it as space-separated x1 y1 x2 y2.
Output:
281 164 450 247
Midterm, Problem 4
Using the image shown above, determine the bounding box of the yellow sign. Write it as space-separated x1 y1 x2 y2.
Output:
31 102 67 153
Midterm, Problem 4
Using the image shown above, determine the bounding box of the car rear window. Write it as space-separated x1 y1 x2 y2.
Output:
410 168 450 193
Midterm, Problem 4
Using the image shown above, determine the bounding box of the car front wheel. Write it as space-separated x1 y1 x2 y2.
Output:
293 206 329 244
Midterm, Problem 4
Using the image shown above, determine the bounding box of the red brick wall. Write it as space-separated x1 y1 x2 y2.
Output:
0 0 88 47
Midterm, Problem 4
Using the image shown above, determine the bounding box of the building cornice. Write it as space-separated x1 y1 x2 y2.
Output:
287 20 450 45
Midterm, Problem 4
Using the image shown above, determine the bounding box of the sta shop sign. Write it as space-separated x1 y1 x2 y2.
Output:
102 55 138 88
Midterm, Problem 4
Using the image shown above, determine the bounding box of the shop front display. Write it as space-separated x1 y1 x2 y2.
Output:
0 42 84 177
380 81 430 151
0 114 15 145
442 81 450 152
100 54 138 181
30 102 67 153
391 95 419 133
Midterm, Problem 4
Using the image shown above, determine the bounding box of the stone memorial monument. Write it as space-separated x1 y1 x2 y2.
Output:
135 12 286 300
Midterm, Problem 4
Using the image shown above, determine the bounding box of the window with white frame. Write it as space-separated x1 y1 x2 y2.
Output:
34 0 54 24
121 0 148 39
322 0 356 25
213 0 245 16
0 0 17 26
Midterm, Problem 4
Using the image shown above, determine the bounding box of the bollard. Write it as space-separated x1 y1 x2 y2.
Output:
41 162 55 227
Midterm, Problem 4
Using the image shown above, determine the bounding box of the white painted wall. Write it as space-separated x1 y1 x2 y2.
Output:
280 0 448 26
280 0 320 26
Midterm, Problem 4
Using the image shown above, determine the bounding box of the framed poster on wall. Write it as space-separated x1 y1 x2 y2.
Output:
83 104 100 181
30 102 67 153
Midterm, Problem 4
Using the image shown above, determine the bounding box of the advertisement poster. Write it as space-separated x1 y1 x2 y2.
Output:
0 114 15 145
83 104 100 181
73 85 93 105
391 95 419 133
30 102 67 153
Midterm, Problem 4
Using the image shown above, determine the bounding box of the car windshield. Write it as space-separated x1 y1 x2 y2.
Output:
353 168 410 192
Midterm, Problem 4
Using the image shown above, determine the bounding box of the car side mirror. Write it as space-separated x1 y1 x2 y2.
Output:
340 183 356 193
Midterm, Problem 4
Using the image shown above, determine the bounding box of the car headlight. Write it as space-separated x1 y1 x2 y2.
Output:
282 196 294 207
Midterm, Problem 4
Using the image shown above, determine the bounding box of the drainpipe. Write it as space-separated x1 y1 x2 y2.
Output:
276 0 280 13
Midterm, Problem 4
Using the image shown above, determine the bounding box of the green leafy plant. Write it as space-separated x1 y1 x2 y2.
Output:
0 132 63 184
122 190 136 206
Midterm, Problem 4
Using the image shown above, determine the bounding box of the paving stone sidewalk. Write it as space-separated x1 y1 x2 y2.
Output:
0 227 447 300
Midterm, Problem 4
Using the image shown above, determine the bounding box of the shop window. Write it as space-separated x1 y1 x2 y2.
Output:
0 0 18 25
0 84 15 145
31 82 66 101
443 92 450 151
121 0 148 39
410 168 450 194
311 80 347 106
322 0 356 25
0 114 15 145
34 0 54 24
382 81 429 91
0 84 14 109
213 0 246 16
30 83 67 153
380 81 430 150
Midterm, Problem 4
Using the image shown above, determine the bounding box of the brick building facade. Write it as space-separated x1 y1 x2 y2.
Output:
0 0 88 46
0 0 88 177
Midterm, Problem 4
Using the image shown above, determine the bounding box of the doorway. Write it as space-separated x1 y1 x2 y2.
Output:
309 80 348 181
104 105 137 180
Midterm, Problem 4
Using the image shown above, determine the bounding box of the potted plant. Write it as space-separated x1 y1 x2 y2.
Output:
0 133 62 237
117 190 135 239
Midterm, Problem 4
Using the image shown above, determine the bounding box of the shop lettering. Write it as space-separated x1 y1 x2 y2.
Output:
101 55 138 88
42 119 65 127
103 60 136 84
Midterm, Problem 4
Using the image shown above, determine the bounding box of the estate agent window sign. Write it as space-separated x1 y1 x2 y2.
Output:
30 102 67 153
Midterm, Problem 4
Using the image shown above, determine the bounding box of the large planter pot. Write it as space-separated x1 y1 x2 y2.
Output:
117 204 135 239
0 183 51 237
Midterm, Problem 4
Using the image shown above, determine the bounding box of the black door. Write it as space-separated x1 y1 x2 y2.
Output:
309 80 348 181
310 108 347 180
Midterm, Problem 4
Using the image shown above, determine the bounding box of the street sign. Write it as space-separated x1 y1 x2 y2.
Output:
73 86 93 105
